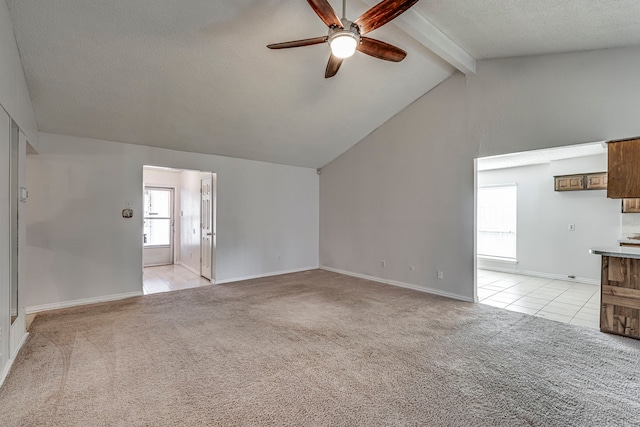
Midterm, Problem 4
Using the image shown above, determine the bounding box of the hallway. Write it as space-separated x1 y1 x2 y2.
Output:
143 264 212 295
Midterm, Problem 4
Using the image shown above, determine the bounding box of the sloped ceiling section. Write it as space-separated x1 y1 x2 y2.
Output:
6 0 455 168
9 0 640 168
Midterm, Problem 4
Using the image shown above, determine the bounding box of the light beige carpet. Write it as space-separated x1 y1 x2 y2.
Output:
1 269 639 426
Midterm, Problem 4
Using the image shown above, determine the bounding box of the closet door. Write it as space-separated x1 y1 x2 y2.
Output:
0 107 10 370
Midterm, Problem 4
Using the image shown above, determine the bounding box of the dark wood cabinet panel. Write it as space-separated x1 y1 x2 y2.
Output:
600 256 640 339
608 138 640 198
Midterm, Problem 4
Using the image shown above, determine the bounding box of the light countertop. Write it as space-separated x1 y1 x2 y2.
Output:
590 246 640 259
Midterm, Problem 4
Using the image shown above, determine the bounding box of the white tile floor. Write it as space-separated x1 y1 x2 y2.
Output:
143 264 212 295
478 269 600 329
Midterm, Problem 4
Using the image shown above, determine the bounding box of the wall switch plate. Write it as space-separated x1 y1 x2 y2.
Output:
380 260 386 268
437 271 444 279
568 224 575 231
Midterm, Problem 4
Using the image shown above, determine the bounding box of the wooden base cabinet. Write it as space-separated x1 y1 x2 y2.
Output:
600 256 640 339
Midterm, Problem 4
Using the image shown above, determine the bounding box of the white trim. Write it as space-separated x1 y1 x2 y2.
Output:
10 331 28 360
320 266 474 303
479 183 517 189
25 291 143 315
177 261 201 276
0 331 28 388
0 356 16 389
479 266 599 286
215 266 319 285
477 255 518 264
359 0 476 74
473 159 478 303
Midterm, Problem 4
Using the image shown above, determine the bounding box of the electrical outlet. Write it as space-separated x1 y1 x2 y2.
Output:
437 270 444 279
380 260 386 268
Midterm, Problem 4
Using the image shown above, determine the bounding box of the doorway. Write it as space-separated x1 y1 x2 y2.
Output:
474 142 611 328
142 166 216 295
143 187 174 266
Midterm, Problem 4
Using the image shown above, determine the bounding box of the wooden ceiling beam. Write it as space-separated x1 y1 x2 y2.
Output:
359 0 476 75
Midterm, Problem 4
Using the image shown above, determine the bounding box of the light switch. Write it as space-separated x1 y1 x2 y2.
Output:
568 224 575 231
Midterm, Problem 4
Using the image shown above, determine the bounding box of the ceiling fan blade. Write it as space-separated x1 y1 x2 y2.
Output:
307 0 343 28
267 36 328 49
325 54 344 78
357 37 407 62
354 0 419 35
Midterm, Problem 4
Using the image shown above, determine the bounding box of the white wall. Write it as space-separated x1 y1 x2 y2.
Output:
0 0 36 385
25 133 319 311
320 46 640 301
469 48 640 158
478 154 620 282
320 73 476 301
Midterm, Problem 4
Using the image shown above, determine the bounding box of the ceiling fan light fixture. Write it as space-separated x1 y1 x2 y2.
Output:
329 32 358 58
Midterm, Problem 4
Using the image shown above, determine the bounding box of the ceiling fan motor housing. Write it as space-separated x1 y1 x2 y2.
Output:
328 19 361 58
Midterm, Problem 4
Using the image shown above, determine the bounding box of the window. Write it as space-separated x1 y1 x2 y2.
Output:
477 185 517 259
143 188 172 247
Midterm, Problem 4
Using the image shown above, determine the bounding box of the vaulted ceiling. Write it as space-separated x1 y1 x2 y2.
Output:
7 0 640 168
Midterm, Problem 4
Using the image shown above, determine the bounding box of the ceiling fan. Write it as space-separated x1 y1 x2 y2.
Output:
267 0 420 78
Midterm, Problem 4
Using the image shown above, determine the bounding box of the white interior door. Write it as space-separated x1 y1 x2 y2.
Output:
201 177 212 280
143 187 174 266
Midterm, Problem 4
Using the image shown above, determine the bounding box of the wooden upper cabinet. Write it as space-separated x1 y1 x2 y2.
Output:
554 172 607 192
608 138 640 198
586 172 608 190
555 174 584 191
622 198 640 213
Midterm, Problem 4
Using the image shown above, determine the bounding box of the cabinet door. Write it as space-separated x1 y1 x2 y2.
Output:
608 138 640 198
555 175 584 191
586 172 607 190
622 198 640 213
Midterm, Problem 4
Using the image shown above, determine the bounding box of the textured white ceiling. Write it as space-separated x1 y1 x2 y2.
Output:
6 1 640 168
414 0 640 59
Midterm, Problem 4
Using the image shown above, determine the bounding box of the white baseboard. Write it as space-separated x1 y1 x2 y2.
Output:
177 261 201 276
0 329 28 388
478 266 599 286
0 356 15 389
320 266 474 303
26 291 143 315
215 266 319 285
11 331 29 360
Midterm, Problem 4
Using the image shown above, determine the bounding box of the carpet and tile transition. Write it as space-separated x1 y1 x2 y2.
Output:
1 270 640 426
